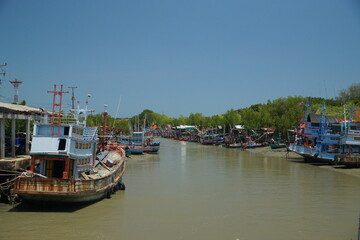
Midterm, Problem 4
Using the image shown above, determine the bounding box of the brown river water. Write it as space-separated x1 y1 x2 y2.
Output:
0 138 359 240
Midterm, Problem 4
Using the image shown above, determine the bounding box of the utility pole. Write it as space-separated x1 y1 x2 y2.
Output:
0 63 6 88
68 86 77 109
9 78 23 103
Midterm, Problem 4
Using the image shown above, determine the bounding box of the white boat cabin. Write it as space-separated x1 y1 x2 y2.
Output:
30 123 98 179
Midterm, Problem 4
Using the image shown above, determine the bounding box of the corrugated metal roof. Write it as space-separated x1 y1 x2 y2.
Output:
307 113 338 124
0 102 46 115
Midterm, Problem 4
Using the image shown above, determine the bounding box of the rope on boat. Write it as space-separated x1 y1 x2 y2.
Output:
0 171 21 203
0 170 48 204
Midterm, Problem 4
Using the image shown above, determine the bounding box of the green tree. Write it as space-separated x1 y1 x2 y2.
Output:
337 83 360 104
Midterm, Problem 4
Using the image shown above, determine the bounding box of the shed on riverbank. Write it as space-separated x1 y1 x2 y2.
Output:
0 102 47 168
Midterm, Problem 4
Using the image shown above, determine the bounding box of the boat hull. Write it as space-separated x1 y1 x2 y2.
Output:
288 144 336 164
269 144 287 149
12 151 126 204
144 146 160 153
335 154 360 167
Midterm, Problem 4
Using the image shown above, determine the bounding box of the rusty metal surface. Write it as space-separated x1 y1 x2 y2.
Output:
14 178 75 193
13 161 125 196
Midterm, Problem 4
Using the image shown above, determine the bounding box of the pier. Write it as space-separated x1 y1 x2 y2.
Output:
0 102 46 170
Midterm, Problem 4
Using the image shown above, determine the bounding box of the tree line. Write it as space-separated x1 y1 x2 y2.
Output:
87 83 359 136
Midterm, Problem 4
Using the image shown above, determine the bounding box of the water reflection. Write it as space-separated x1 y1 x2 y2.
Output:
0 138 359 240
8 201 94 213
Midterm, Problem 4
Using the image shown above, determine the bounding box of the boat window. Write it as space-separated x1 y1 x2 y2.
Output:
58 139 66 150
64 126 70 136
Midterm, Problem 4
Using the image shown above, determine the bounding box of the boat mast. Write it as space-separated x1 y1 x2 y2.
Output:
343 105 347 134
102 104 108 150
47 85 69 136
70 94 94 127
319 103 327 136
304 100 310 121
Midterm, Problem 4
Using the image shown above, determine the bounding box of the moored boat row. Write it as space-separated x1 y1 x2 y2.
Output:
119 131 160 155
159 125 279 149
288 103 360 167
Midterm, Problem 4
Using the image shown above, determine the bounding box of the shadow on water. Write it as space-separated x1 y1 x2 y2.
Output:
333 165 360 169
8 200 95 213
287 157 333 166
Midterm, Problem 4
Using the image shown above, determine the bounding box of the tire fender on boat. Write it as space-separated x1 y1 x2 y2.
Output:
106 188 112 198
334 155 341 165
119 182 126 191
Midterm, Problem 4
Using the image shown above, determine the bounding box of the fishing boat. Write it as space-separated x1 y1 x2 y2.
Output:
243 141 265 149
269 144 287 149
288 103 340 163
225 143 243 148
144 135 160 153
336 128 360 167
119 132 145 155
334 108 360 167
11 85 126 203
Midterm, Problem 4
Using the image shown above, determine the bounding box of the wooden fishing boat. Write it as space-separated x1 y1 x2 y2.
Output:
225 143 243 148
144 138 160 153
11 85 126 203
119 133 145 155
243 141 266 149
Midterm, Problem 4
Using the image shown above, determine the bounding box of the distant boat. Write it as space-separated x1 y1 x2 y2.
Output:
11 85 126 204
243 141 265 149
119 132 145 155
269 144 287 149
225 143 243 148
200 134 219 145
144 136 160 153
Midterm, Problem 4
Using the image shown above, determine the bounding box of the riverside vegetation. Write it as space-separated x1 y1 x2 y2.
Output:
87 83 360 136
7 83 359 137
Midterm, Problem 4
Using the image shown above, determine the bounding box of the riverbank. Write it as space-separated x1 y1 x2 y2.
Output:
246 146 360 179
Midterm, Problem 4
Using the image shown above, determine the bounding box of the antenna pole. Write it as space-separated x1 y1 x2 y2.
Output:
68 86 77 110
0 63 6 88
102 105 108 150
9 78 23 103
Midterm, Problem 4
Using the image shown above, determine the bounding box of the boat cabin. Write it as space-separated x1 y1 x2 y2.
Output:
30 123 98 179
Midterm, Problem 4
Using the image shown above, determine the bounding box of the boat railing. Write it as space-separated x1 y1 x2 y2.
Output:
43 118 77 125
75 177 110 191
347 130 360 135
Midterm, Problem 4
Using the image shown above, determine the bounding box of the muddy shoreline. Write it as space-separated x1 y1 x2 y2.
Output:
246 146 360 179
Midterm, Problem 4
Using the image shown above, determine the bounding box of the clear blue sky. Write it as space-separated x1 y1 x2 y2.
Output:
0 0 359 118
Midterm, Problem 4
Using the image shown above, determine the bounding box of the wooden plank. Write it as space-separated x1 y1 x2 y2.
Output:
80 172 90 180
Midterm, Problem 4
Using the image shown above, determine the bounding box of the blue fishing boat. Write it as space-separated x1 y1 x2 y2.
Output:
334 108 360 167
243 141 265 148
288 103 340 163
119 132 145 155
144 135 160 153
